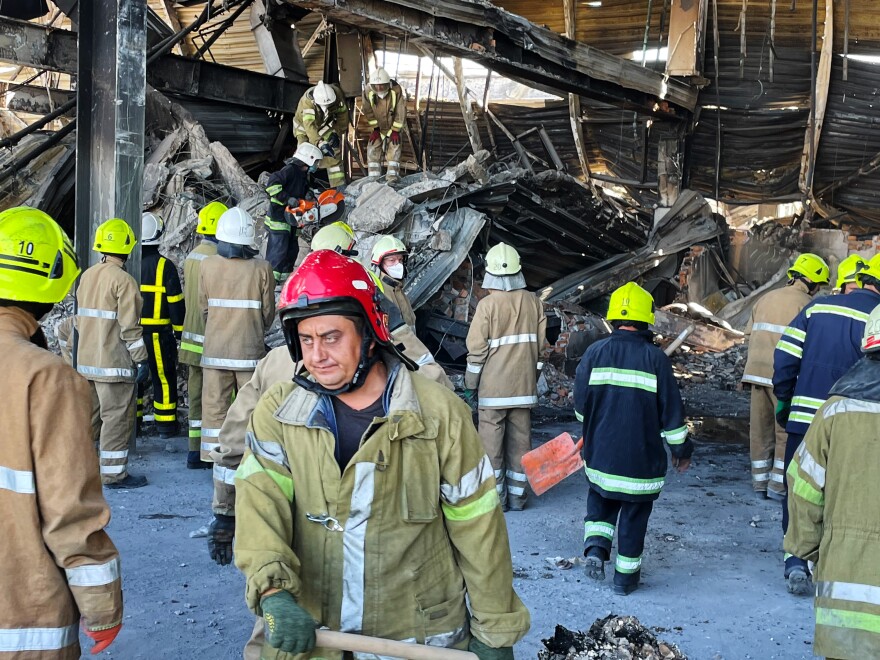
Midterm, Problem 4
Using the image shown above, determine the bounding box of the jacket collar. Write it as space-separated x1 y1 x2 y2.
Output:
102 255 126 268
273 354 426 439
790 279 810 295
0 306 40 340
611 328 654 342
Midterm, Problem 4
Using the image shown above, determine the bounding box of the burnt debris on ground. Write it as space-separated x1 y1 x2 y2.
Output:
540 617 687 660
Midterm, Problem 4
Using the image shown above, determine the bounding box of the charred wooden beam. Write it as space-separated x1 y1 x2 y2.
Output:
0 16 309 113
284 0 696 116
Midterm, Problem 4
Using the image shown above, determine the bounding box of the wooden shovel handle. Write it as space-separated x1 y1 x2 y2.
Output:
315 630 478 659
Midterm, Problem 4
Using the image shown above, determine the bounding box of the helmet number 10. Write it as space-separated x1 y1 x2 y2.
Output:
18 241 34 256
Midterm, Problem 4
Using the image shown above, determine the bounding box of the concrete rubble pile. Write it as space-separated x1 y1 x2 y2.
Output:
539 617 687 660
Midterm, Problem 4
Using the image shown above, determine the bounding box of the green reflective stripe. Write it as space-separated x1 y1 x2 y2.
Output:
441 488 499 521
776 340 803 358
782 326 806 341
575 410 584 423
793 395 825 410
188 429 201 438
265 219 291 232
663 425 688 445
585 467 664 495
235 454 294 502
789 411 816 424
266 184 283 196
615 554 641 574
180 342 204 354
788 461 824 505
589 367 657 393
584 521 615 541
807 304 870 322
816 607 880 635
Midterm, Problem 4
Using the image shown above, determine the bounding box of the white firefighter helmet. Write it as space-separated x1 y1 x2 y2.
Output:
485 242 521 276
216 207 256 246
369 68 392 99
312 81 337 109
293 142 323 167
863 304 880 353
141 212 163 246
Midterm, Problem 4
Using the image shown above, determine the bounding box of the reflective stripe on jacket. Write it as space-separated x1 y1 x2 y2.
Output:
742 280 811 386
294 84 350 145
265 162 310 230
0 307 122 658
234 360 530 656
465 289 546 408
574 329 693 502
140 246 184 332
198 255 275 371
75 257 148 382
773 288 880 435
179 240 217 366
785 361 880 658
362 83 407 135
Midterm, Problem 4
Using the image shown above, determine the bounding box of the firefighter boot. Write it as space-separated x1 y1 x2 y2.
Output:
785 556 812 596
584 546 607 582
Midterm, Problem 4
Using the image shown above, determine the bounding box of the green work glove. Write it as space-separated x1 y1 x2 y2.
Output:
260 591 317 654
468 638 514 660
775 399 791 427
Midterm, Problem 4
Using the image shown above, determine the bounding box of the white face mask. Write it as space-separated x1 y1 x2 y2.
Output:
376 89 389 99
385 263 405 280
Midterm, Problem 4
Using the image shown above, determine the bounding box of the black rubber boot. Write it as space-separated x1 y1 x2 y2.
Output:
186 451 211 470
105 474 148 489
584 547 607 582
785 557 812 596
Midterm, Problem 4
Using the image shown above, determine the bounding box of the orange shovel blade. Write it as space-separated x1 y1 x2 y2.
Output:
522 432 585 496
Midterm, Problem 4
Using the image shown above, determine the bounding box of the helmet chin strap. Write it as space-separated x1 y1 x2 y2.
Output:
294 332 381 396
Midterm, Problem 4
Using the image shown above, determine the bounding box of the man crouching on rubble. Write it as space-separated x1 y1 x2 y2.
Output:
233 250 530 659
574 282 693 595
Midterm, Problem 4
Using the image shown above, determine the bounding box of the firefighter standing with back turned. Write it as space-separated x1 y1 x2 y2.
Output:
0 207 123 657
741 253 830 498
138 212 185 439
233 249 529 659
786 303 880 660
362 67 407 182
574 282 693 596
465 242 546 512
76 218 150 489
774 252 880 594
179 201 226 469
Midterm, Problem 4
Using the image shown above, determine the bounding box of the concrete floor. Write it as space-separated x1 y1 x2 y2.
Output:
90 415 816 659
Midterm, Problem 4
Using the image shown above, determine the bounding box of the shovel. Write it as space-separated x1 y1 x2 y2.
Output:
522 432 585 496
316 630 478 659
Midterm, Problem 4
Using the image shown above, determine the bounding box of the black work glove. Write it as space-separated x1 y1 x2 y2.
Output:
319 142 335 158
469 638 514 660
207 514 235 566
261 591 318 654
135 362 150 385
327 133 340 150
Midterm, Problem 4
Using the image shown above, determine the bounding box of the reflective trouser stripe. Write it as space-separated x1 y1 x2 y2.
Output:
213 464 237 485
78 365 135 378
201 357 260 369
0 465 35 494
584 521 615 541
207 298 261 309
615 554 642 574
752 322 788 334
0 624 79 651
478 395 537 407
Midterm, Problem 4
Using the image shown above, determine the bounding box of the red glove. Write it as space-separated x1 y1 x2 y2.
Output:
390 130 400 145
369 129 381 144
84 623 122 655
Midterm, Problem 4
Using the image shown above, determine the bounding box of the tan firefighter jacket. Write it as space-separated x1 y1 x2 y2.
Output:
785 375 880 659
294 83 350 146
75 256 148 382
56 315 74 365
0 307 122 658
742 279 813 387
198 255 275 371
235 357 530 658
465 289 547 409
362 82 407 138
212 333 454 516
381 275 416 329
179 239 218 367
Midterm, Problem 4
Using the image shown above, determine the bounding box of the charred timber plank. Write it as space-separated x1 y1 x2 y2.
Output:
283 0 696 115
0 16 308 113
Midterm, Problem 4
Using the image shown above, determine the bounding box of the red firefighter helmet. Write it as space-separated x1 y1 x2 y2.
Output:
278 250 415 392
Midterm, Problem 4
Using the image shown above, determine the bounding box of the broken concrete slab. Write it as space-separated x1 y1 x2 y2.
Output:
653 308 743 353
347 181 412 233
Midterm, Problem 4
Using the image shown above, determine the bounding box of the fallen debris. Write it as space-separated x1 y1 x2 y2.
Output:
539 618 687 660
